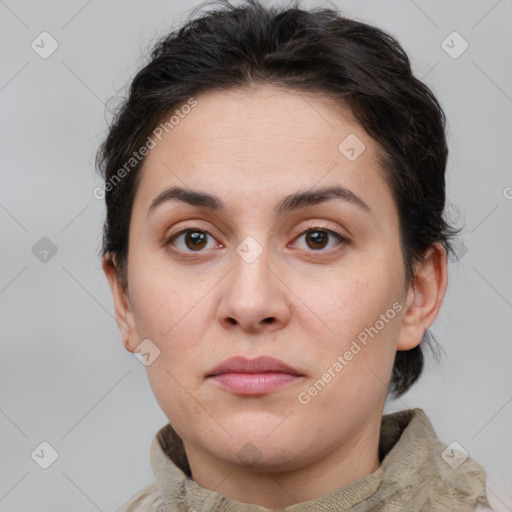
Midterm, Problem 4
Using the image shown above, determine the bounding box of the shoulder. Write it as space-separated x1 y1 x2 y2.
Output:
115 481 165 512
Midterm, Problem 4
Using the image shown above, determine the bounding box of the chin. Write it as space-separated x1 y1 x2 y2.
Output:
224 443 306 473
220 412 298 440
216 430 311 471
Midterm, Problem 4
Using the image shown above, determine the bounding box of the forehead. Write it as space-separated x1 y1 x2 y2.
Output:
132 84 395 222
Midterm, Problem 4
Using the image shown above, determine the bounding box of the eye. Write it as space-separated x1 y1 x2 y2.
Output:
164 224 350 256
293 225 350 253
165 228 220 253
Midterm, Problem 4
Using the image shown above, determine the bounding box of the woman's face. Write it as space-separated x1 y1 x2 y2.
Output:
107 84 425 473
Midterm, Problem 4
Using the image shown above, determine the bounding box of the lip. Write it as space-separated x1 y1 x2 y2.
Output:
206 356 304 395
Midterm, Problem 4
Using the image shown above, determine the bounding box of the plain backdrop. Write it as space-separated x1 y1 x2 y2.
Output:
1 0 511 510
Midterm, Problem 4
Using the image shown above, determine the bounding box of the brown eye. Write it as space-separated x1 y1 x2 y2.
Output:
305 230 329 250
294 227 349 253
166 228 217 253
184 230 208 250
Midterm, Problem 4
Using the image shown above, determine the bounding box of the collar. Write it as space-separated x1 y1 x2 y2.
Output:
148 408 490 511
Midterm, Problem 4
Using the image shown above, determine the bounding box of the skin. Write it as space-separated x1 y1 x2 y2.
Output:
103 84 448 508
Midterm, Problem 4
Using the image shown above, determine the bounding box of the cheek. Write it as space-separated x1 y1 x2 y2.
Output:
297 260 404 379
305 273 400 340
128 255 210 340
127 261 214 396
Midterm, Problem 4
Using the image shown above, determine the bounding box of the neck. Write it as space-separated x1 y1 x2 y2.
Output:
183 413 382 508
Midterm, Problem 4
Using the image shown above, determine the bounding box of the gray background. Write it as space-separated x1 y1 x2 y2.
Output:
1 0 511 510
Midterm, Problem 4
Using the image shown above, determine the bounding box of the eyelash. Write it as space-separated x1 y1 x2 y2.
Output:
164 223 350 257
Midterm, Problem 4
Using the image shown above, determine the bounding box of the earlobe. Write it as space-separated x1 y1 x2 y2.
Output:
396 243 448 351
101 253 138 353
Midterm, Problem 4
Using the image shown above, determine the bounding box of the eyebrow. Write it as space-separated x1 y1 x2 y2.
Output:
146 185 372 218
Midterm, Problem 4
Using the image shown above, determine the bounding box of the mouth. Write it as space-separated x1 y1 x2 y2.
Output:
206 356 305 395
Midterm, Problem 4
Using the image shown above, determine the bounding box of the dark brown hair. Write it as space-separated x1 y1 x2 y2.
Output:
96 0 461 399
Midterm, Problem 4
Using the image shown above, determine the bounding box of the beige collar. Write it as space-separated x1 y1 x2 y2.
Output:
148 408 490 511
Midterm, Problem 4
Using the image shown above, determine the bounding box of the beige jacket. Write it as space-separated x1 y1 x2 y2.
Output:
117 408 491 511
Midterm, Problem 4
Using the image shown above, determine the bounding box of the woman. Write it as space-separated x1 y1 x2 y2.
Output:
97 0 491 510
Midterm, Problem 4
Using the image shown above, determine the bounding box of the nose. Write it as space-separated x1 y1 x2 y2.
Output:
217 244 292 334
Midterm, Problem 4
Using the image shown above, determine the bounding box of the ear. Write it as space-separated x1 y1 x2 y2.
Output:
396 242 448 351
102 253 138 353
